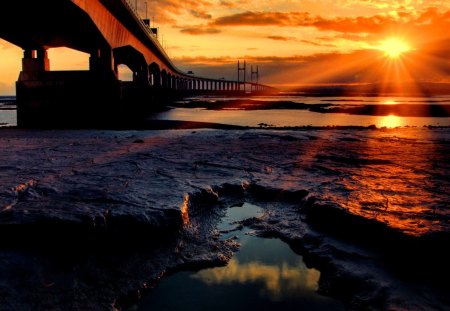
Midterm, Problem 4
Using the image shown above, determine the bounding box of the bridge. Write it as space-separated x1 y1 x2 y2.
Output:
0 0 275 127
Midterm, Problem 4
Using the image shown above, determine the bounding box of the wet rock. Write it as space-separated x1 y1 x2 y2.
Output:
245 184 308 202
0 128 449 310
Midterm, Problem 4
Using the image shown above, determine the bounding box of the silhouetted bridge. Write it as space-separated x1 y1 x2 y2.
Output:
0 0 275 127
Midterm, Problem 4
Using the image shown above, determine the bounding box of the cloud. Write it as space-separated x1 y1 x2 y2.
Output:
266 36 294 41
300 39 336 47
211 8 450 37
265 36 335 48
142 0 214 24
179 27 221 35
338 0 450 10
213 11 314 26
174 54 314 66
219 0 236 8
320 33 370 42
190 10 212 19
174 55 238 65
173 47 450 86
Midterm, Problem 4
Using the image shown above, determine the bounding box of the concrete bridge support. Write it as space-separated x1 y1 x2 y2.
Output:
1 0 275 127
16 44 122 127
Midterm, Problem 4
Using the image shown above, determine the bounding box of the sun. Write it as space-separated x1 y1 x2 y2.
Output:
377 38 411 58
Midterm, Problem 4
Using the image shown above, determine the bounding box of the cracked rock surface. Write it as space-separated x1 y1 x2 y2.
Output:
0 128 449 310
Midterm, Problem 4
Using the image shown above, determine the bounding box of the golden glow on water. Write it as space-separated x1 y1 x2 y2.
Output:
158 106 450 128
383 100 397 105
322 128 447 236
376 115 405 128
193 258 320 299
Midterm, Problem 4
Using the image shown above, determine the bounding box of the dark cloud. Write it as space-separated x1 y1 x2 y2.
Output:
190 10 212 19
180 27 221 35
211 8 450 38
266 36 293 41
219 0 236 8
300 39 336 47
213 11 314 26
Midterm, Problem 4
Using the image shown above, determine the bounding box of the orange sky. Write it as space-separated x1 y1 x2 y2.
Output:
1 0 450 94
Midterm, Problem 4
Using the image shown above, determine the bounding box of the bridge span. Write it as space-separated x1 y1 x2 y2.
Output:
0 0 275 127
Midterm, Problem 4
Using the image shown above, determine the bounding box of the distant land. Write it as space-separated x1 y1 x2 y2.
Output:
289 82 450 97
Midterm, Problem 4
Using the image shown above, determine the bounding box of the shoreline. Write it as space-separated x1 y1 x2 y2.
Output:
172 99 450 117
2 121 450 131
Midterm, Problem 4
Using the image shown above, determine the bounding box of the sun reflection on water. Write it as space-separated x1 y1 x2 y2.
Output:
384 100 397 105
376 115 406 128
318 127 449 236
193 258 320 300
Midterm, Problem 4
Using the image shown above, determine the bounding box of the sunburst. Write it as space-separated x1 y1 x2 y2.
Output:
377 38 411 59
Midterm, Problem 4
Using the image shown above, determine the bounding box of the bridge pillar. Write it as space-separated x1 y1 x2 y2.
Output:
133 65 149 86
149 63 161 88
16 45 121 128
90 48 116 79
19 48 50 81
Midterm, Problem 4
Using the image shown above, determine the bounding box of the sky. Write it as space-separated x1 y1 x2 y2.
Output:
1 0 450 94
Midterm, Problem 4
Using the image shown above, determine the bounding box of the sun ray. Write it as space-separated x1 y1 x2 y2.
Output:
377 38 412 59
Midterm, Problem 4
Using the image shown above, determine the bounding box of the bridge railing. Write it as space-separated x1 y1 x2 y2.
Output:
119 0 275 92
121 0 174 68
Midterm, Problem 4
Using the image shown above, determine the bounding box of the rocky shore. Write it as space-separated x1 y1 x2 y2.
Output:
0 127 449 310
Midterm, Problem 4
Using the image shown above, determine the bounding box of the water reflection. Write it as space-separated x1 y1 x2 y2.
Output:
376 114 405 128
218 202 263 232
384 100 397 105
154 107 450 128
318 128 449 235
133 204 345 310
193 250 320 300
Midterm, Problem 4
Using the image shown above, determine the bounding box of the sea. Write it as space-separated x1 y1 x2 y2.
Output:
0 96 16 127
2 94 450 128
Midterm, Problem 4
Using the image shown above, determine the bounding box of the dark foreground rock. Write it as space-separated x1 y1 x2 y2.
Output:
0 128 449 310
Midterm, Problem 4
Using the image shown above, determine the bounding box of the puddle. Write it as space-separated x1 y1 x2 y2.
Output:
130 203 345 311
218 202 264 234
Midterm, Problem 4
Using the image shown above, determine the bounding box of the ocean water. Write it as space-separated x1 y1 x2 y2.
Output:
157 94 450 128
2 95 450 128
0 96 16 127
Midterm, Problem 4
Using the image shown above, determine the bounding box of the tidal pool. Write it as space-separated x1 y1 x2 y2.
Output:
131 203 345 310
